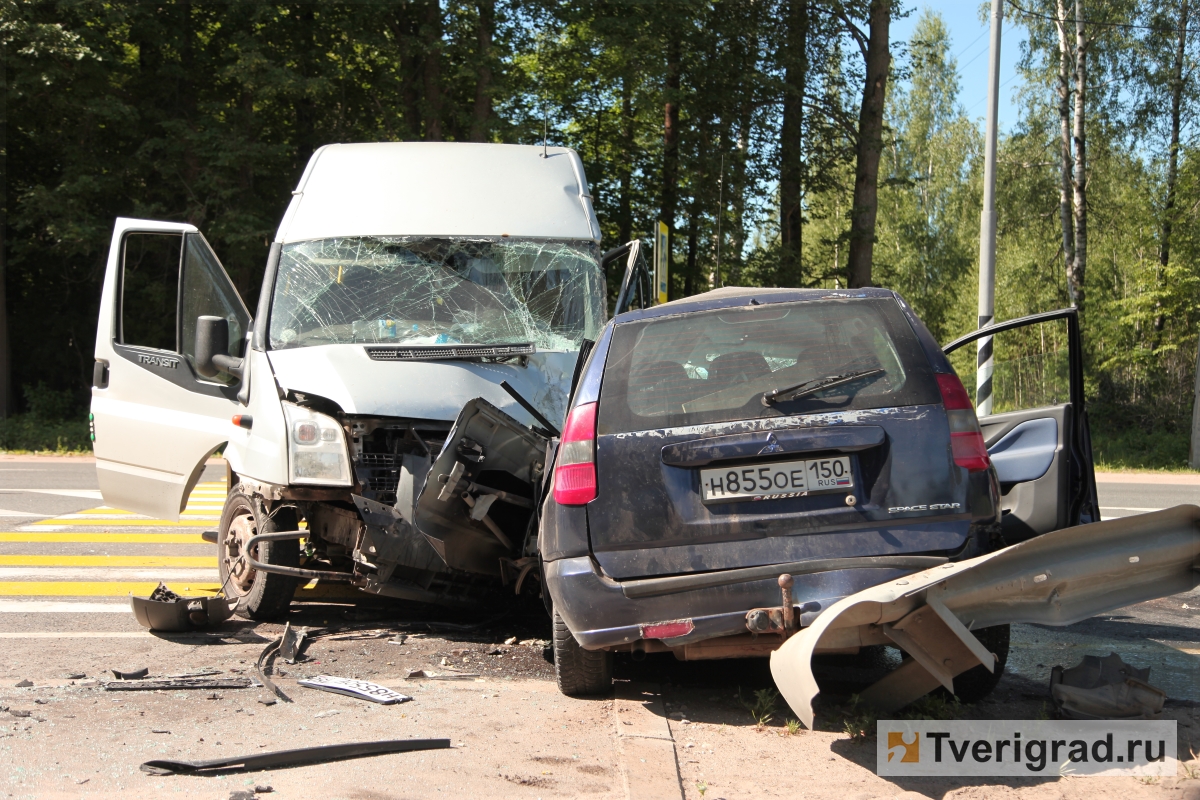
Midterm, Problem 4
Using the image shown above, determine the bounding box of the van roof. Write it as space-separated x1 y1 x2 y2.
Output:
275 142 601 244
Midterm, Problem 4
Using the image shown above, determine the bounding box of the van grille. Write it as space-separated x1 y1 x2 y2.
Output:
365 343 534 361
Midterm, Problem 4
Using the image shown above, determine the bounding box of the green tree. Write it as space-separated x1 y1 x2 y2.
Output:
874 10 979 343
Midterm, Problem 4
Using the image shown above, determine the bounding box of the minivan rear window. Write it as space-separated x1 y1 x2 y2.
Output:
598 298 941 434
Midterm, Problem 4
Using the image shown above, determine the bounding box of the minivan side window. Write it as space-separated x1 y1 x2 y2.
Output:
120 232 182 351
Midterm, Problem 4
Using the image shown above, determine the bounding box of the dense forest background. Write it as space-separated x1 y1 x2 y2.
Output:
4 0 1200 467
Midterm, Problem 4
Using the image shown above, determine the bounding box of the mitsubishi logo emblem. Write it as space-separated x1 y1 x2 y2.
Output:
758 433 784 455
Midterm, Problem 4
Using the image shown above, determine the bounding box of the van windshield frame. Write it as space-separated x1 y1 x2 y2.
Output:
267 237 607 352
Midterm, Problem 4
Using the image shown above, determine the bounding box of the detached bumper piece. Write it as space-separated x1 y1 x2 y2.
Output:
130 583 234 632
770 505 1200 728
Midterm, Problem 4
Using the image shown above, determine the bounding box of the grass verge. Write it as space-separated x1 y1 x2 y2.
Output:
1090 425 1196 472
0 415 91 454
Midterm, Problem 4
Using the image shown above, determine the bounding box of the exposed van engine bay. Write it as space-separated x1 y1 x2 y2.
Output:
232 397 550 608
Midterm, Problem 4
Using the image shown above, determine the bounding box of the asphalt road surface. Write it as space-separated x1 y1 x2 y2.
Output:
0 458 1195 799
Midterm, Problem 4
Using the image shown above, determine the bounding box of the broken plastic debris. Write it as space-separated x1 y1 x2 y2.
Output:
103 677 252 691
280 623 309 664
404 669 479 681
149 583 182 603
1050 652 1166 720
111 667 149 680
298 675 412 705
130 585 233 632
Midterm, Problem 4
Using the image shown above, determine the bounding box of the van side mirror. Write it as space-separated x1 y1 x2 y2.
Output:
195 315 243 379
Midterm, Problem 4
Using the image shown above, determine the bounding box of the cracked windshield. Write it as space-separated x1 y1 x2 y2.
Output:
269 237 607 351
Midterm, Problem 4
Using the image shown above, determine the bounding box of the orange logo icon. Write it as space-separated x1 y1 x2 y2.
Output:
887 731 919 763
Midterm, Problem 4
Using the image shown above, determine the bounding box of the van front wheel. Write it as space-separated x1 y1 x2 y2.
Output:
218 491 299 620
553 609 612 696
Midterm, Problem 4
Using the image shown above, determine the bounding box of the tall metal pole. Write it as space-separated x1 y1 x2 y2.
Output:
976 0 1004 416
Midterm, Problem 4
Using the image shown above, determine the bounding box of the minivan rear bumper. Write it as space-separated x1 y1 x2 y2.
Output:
544 550 966 651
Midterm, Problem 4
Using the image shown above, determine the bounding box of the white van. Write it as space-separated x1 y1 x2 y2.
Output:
90 142 646 617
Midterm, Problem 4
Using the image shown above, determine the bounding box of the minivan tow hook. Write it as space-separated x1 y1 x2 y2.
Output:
778 575 797 639
744 575 801 638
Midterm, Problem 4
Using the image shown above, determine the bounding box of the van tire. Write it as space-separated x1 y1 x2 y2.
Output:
218 491 300 620
950 623 1010 704
553 609 612 696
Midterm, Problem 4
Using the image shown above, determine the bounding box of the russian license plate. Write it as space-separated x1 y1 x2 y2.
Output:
297 674 413 704
700 456 853 503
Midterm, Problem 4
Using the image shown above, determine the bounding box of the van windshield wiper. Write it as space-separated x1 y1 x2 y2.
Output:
761 368 885 406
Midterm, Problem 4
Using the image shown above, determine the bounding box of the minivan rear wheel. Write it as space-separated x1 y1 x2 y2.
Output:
553 609 612 696
951 623 1010 704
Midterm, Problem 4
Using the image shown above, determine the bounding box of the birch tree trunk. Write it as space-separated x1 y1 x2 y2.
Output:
1055 0 1076 300
1069 0 1088 310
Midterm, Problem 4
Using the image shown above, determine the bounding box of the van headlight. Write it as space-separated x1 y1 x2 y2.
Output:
282 402 351 486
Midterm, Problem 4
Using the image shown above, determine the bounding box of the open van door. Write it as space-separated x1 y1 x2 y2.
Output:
605 240 653 316
943 308 1099 542
91 218 251 520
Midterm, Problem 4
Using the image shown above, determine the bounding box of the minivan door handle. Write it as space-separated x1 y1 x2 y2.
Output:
660 426 886 468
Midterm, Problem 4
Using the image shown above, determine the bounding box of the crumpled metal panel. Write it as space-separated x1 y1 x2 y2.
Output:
771 505 1200 728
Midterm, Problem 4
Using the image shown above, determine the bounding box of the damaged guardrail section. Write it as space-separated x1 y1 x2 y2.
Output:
771 505 1200 728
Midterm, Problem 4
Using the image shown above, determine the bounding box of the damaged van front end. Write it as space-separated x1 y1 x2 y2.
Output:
90 142 608 617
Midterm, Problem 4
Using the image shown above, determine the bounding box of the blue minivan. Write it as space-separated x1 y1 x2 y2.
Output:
541 285 1098 698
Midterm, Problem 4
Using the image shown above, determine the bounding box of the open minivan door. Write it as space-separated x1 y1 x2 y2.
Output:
91 218 251 521
943 308 1099 542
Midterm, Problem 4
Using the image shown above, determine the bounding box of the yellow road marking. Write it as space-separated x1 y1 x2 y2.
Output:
0 632 152 639
0 581 353 598
0 555 216 568
0 582 223 596
0 532 210 543
32 519 216 527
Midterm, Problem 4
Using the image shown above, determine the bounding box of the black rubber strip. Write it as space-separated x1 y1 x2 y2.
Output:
500 380 560 438
140 738 452 774
618 555 949 598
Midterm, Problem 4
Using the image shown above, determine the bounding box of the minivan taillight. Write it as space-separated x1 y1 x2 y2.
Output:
553 402 597 505
935 373 991 473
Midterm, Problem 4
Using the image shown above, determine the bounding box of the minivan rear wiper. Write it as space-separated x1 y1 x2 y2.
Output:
761 368 885 406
